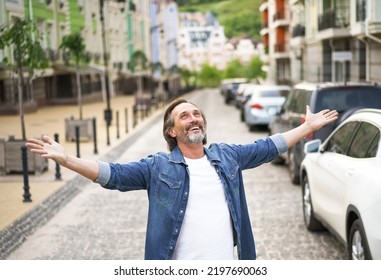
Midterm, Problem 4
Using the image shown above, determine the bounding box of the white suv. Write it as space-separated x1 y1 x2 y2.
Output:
301 109 381 260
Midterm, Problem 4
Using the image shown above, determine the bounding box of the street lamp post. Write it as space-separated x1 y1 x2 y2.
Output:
99 0 112 146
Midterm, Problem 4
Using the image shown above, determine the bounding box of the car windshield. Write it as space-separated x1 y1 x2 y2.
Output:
315 86 381 112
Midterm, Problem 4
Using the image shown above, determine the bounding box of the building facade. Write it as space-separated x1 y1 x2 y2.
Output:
0 0 180 115
260 0 381 85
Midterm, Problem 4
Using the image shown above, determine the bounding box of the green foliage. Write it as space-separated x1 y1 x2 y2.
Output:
128 50 148 73
60 32 90 66
222 57 266 80
222 59 247 79
0 18 48 140
197 63 221 88
246 56 266 79
0 18 48 74
180 67 197 87
178 0 261 39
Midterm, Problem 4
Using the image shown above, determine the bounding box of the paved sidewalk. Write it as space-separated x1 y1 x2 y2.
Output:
0 94 166 231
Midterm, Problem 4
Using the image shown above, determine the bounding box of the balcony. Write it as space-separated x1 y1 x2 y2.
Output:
317 7 351 40
273 9 290 28
318 7 349 31
292 24 305 37
273 41 290 59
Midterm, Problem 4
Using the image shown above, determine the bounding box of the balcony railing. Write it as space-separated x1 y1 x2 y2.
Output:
274 42 288 53
292 24 305 37
318 6 349 31
273 10 286 22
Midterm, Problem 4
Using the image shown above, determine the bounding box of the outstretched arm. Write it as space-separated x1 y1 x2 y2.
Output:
26 135 99 181
282 105 338 148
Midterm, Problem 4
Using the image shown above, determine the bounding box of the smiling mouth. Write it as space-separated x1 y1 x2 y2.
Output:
188 126 201 133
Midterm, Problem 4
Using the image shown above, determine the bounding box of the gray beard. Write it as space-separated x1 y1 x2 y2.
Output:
185 131 206 145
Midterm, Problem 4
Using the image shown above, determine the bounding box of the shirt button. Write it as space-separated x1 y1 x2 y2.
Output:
180 210 184 214
184 192 188 196
170 246 173 250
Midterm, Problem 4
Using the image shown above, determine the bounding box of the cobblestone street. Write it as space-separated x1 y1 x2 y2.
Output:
5 89 347 260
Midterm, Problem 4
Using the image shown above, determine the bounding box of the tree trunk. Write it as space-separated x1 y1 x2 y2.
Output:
76 65 83 120
17 53 26 141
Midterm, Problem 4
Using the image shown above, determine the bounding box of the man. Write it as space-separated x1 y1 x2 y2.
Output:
26 98 338 260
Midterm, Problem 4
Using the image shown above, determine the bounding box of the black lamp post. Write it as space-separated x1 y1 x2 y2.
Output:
99 0 112 146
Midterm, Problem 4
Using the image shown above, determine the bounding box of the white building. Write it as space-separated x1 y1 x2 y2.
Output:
178 11 227 71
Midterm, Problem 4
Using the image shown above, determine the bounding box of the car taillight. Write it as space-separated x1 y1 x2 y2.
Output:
251 103 263 109
301 114 314 140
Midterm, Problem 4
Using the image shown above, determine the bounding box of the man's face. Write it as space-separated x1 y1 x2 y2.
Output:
169 102 206 146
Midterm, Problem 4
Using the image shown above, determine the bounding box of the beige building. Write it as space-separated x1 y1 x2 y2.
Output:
260 0 381 85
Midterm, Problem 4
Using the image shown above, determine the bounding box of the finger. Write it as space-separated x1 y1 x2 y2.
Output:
30 149 48 155
27 138 44 146
320 109 330 115
26 142 44 149
42 135 54 145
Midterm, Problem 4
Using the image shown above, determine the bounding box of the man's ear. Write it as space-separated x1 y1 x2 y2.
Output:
168 128 176 138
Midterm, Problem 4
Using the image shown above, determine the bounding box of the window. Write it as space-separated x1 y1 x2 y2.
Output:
324 121 359 154
347 122 380 158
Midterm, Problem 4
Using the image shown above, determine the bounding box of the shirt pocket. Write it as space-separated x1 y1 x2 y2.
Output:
154 173 181 207
223 162 240 191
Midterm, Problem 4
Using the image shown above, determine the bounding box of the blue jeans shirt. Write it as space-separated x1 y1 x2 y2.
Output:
95 134 288 260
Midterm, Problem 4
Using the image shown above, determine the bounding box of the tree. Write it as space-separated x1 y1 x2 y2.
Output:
197 63 221 88
59 32 90 120
0 18 48 140
128 50 148 96
222 59 246 79
246 56 266 80
179 67 196 88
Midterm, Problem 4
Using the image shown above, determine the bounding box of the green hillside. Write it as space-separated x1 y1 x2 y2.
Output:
178 0 262 40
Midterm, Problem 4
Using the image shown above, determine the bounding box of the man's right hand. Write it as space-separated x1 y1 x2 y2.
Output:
26 135 68 166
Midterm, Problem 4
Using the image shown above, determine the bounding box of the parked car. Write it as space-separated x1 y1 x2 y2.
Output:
234 82 252 109
221 78 248 104
243 85 290 131
269 82 381 184
300 108 381 260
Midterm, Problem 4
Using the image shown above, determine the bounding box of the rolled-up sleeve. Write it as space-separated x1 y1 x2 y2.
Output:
94 160 111 186
269 133 288 155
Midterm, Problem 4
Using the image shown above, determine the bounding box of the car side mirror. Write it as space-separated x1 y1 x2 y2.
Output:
304 139 321 154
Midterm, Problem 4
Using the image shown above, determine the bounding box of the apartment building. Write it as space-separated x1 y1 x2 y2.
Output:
0 0 177 115
178 11 227 71
260 0 381 85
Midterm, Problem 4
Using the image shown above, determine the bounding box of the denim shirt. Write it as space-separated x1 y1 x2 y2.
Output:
95 134 288 260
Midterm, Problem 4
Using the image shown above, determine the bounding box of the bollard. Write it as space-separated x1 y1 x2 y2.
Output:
133 105 137 128
116 110 120 139
75 125 80 158
125 108 128 133
54 133 62 180
21 145 32 202
92 117 98 154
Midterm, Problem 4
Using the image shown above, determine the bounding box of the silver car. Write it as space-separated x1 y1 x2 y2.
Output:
243 85 290 131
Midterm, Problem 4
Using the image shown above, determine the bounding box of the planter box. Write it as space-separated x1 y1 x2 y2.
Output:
0 136 49 176
65 117 94 142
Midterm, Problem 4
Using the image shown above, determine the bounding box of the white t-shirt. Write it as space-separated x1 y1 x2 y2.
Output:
172 155 234 260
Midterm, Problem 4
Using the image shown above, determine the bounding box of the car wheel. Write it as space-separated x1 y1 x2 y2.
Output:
271 156 285 165
348 219 372 260
288 148 300 184
302 175 325 231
